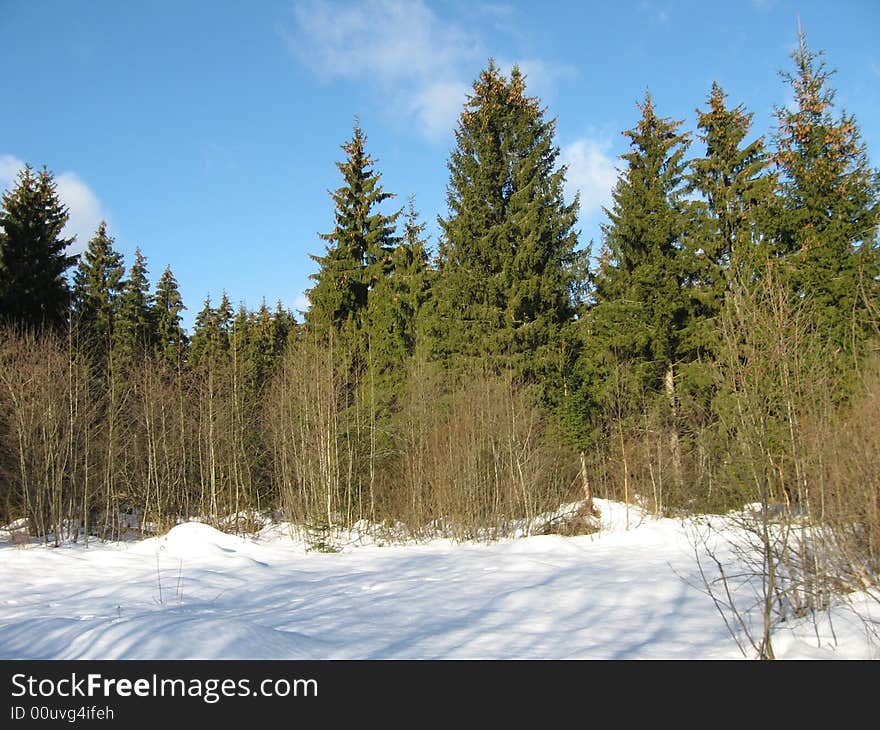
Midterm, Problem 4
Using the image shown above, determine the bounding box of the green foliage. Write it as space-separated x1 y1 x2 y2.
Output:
681 84 778 418
272 301 298 353
773 30 880 356
306 122 400 351
429 61 580 397
113 248 156 371
229 301 292 391
153 266 188 368
72 221 125 360
583 92 691 418
189 292 232 369
0 165 77 330
366 196 430 407
688 83 777 310
304 518 340 553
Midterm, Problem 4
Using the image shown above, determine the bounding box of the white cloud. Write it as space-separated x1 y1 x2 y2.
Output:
55 172 104 254
410 81 470 140
0 154 105 254
293 291 311 314
290 0 476 83
560 138 619 219
286 0 480 140
287 2 579 141
0 154 24 187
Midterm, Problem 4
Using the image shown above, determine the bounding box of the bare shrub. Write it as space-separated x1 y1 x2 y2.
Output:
689 271 880 657
391 366 580 541
0 327 98 543
265 334 354 541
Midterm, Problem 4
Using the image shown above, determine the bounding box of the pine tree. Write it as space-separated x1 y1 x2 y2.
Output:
0 165 77 329
774 29 880 352
430 61 579 391
114 247 156 370
153 265 188 368
306 122 400 354
72 221 125 359
584 91 691 414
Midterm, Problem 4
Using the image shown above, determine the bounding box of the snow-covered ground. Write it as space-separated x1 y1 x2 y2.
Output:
0 500 876 660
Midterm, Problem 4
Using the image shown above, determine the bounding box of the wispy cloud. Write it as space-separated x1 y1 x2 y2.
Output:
409 80 471 140
289 0 477 82
285 0 478 139
285 0 574 140
0 154 105 254
55 172 104 254
560 138 618 219
0 154 23 187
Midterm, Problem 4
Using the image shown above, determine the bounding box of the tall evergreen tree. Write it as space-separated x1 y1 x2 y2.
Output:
0 165 77 329
584 92 691 413
72 221 125 358
153 265 188 368
114 247 156 369
394 197 431 354
227 301 289 393
272 301 297 355
685 83 778 361
230 304 255 391
430 61 580 391
306 122 400 352
773 29 880 351
247 302 279 385
189 292 232 369
366 196 430 397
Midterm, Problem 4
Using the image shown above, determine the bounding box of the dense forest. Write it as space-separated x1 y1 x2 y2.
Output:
1 26 878 619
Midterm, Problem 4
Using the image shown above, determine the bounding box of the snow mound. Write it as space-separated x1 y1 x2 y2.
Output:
129 522 254 560
163 521 249 549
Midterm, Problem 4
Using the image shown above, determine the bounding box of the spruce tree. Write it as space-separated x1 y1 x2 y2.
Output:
248 302 279 385
189 293 232 369
230 304 256 394
153 265 188 368
584 92 691 414
685 83 778 362
306 122 400 354
773 29 880 352
272 301 299 350
272 301 297 356
0 165 77 330
430 61 579 391
114 247 156 369
394 197 431 355
72 221 125 359
366 196 430 400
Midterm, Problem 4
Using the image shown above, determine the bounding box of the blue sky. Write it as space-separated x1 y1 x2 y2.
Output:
2 0 878 330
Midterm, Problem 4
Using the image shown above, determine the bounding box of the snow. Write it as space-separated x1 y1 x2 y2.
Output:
0 500 876 660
